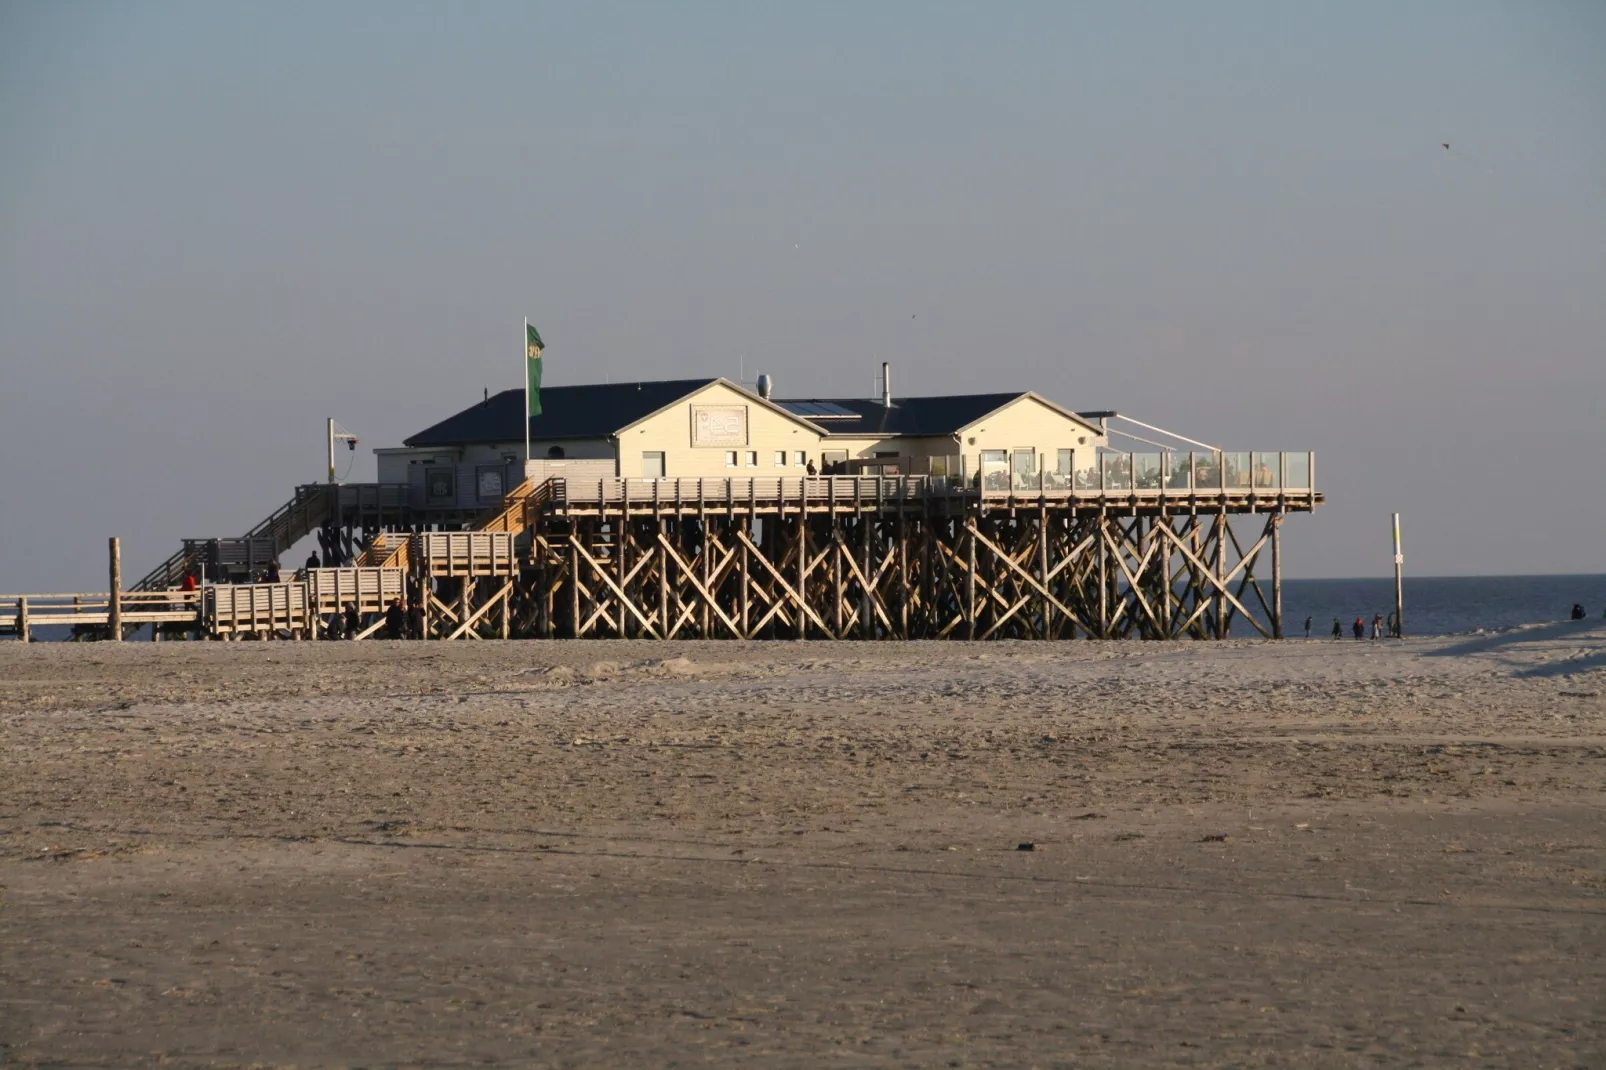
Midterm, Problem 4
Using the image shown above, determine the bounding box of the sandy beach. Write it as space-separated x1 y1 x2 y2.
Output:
2 628 1602 1067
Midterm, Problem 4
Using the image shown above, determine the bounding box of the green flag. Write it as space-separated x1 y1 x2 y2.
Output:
525 321 544 417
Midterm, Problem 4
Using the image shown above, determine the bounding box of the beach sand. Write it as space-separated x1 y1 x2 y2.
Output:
2 628 1603 1067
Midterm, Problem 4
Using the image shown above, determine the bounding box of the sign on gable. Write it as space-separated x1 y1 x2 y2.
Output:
690 405 748 447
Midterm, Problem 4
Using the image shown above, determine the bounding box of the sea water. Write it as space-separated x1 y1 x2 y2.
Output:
1272 574 1606 638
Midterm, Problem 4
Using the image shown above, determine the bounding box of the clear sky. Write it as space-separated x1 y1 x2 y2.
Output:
2 1 1602 590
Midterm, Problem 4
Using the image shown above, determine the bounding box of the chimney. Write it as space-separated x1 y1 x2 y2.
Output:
881 362 892 408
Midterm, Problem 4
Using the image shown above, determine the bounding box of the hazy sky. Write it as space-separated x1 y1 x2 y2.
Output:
2 0 1602 590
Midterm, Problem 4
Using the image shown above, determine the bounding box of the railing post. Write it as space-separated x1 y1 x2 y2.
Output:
108 537 123 641
18 596 29 643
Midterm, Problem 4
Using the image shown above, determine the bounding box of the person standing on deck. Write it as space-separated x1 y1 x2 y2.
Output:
1332 617 1343 640
305 552 320 573
266 560 281 584
806 460 818 477
1304 616 1313 639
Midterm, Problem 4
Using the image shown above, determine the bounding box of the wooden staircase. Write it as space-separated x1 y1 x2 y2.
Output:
132 485 335 591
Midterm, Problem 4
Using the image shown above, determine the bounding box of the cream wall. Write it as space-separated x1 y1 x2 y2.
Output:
956 395 1104 478
620 381 825 478
810 397 1104 477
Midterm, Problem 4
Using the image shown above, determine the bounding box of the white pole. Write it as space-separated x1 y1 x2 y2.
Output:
1392 513 1404 638
524 318 531 464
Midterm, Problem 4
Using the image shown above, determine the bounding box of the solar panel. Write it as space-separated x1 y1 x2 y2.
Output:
780 401 860 419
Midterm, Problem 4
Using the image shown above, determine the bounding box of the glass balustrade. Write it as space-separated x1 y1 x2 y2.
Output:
1222 451 1251 490
1284 451 1311 490
1101 453 1132 490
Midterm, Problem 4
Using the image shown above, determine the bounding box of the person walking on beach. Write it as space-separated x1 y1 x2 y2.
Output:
407 600 425 640
1571 603 1587 621
343 602 360 639
1332 617 1342 640
1352 616 1365 640
1304 615 1313 639
385 598 405 640
1371 613 1384 639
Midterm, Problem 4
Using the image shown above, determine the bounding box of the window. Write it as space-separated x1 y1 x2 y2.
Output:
475 466 505 501
642 452 666 478
724 450 738 468
1012 449 1037 488
426 467 456 501
1053 449 1075 489
744 450 758 467
979 449 1008 491
794 451 806 467
774 450 787 467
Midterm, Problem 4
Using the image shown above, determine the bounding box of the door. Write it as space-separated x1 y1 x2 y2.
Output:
642 451 666 478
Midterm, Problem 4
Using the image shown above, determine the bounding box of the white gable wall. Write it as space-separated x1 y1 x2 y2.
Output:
620 381 826 478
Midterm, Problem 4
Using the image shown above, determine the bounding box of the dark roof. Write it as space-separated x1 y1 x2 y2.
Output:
774 393 1028 437
404 379 718 446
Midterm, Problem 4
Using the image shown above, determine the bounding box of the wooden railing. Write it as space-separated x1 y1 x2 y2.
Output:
2 590 204 640
539 455 1320 513
473 479 545 535
132 484 334 592
413 532 516 577
204 583 310 636
306 567 406 616
245 484 335 549
549 476 936 510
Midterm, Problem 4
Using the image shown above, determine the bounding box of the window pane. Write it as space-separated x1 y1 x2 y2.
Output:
979 450 1009 491
745 451 758 467
1011 449 1036 489
725 451 737 467
794 451 806 466
774 451 786 466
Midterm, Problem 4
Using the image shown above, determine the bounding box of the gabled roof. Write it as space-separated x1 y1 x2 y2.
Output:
404 379 719 446
403 378 1107 448
774 392 1104 438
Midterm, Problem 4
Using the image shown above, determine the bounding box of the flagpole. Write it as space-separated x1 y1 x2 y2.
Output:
524 317 531 464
